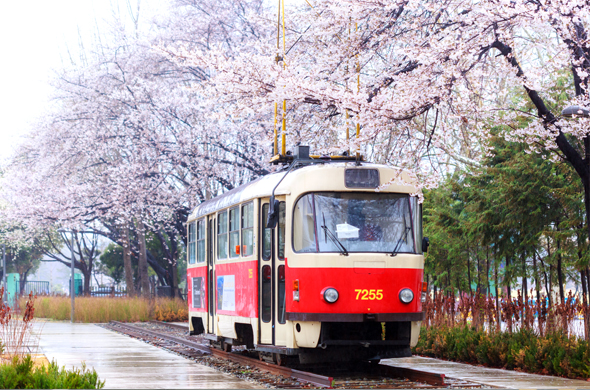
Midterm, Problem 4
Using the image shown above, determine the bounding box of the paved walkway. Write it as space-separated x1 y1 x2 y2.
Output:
384 356 590 389
34 321 257 389
34 321 590 389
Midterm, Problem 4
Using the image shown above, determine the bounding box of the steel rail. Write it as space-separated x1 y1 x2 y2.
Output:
375 364 445 387
108 321 211 354
106 321 334 388
148 320 189 331
107 321 446 388
209 348 333 388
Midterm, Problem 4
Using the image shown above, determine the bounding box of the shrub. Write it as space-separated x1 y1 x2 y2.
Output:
0 355 104 389
1 289 37 362
414 325 590 379
2 290 104 388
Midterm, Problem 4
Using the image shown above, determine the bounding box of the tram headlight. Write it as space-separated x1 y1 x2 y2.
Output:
399 288 414 304
323 288 339 303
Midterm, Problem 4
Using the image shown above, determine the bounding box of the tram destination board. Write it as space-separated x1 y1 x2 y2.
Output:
344 168 380 188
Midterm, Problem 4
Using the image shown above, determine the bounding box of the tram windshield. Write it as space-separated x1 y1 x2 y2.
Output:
293 192 418 254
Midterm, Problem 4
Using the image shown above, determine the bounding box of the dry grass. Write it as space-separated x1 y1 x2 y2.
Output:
153 298 188 322
26 296 188 323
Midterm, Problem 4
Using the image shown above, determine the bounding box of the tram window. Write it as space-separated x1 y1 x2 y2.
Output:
229 207 240 258
292 194 317 252
293 192 416 254
241 202 254 256
261 265 271 322
188 222 196 264
217 211 228 260
277 265 286 324
192 277 202 308
414 199 423 254
261 204 271 261
196 219 205 263
278 202 286 260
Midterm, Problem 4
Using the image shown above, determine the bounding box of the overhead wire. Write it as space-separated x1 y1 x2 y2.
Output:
271 0 363 160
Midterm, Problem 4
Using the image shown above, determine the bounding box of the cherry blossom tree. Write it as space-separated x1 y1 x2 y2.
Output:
1 4 271 296
3 0 590 302
164 0 590 236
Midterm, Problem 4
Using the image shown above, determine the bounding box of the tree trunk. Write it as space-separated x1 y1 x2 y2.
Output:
549 264 554 307
167 231 180 298
544 242 553 306
476 245 481 295
136 219 151 297
485 246 490 296
521 251 528 328
168 258 178 298
122 224 136 297
495 257 500 329
556 233 565 305
533 251 541 304
581 269 589 340
521 251 528 303
586 268 590 339
19 268 32 295
506 257 512 300
433 277 437 298
466 246 473 295
447 260 451 295
172 233 180 298
74 235 92 296
83 268 91 296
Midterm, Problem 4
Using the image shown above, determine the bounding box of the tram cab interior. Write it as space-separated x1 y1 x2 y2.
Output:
186 147 426 364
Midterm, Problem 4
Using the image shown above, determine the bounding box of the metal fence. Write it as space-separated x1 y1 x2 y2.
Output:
16 280 50 296
90 286 127 297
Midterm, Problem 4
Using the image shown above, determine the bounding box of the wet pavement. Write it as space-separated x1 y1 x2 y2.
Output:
384 356 590 389
33 321 590 389
34 321 258 389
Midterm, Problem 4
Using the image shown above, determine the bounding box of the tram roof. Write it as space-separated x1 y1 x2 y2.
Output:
188 162 412 220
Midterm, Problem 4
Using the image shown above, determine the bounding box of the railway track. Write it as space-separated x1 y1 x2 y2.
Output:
102 321 482 389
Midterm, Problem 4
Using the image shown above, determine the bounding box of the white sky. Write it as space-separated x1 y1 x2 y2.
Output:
0 0 160 164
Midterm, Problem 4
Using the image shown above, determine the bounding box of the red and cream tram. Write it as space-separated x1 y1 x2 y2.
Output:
186 147 427 364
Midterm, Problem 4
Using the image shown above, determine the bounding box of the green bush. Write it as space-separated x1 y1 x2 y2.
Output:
0 355 104 389
413 325 590 379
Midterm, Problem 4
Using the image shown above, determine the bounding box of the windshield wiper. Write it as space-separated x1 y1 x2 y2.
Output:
321 214 348 256
390 226 411 257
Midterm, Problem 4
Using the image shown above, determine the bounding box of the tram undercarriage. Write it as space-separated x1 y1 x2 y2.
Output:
191 317 414 363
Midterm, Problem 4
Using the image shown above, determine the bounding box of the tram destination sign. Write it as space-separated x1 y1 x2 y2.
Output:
344 169 379 188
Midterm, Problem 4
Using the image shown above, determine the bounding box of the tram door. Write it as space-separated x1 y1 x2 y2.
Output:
259 199 288 346
207 215 215 334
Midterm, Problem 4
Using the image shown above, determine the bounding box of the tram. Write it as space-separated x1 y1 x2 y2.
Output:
186 146 428 364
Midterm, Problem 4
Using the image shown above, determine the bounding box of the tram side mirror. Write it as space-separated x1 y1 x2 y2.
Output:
266 196 280 229
422 236 430 253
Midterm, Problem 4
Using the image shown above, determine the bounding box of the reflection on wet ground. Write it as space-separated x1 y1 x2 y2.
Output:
384 356 590 389
34 322 258 389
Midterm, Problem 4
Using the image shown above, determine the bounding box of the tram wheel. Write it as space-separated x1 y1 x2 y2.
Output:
222 341 232 352
258 352 274 363
274 353 285 366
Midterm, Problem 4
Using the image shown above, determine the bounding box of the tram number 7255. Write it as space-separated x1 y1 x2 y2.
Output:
355 289 384 300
